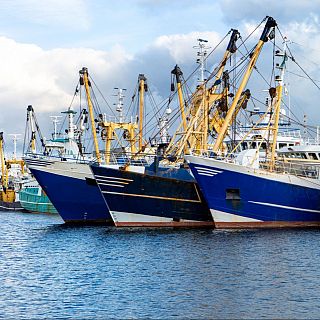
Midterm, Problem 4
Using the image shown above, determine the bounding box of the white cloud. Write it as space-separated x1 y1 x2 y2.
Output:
153 31 221 64
0 36 133 139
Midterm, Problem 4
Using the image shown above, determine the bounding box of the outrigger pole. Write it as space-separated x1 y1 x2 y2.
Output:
212 16 277 153
80 67 102 164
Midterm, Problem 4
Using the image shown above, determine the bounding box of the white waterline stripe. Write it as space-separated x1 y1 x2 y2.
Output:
19 200 53 205
249 201 320 213
0 205 23 210
25 160 53 164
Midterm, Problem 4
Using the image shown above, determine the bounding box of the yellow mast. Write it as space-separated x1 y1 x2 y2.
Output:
80 67 101 164
171 65 187 132
0 133 6 189
138 74 146 151
269 39 287 170
0 132 16 202
167 29 240 157
213 17 277 153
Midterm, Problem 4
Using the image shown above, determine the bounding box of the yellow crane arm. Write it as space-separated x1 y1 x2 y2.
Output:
213 17 277 153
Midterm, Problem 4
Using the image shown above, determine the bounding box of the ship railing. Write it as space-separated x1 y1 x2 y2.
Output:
98 151 156 167
277 129 302 138
24 150 156 167
100 115 137 124
271 161 320 179
23 152 92 164
303 138 320 146
190 149 320 179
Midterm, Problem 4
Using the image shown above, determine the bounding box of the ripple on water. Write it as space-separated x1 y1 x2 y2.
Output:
0 211 320 319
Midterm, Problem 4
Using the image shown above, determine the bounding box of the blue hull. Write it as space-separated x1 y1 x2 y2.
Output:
29 168 113 224
187 156 320 228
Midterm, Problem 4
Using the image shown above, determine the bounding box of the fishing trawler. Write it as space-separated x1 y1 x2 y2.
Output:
90 29 243 227
24 69 150 224
0 132 25 211
186 17 320 228
23 73 113 224
18 180 58 214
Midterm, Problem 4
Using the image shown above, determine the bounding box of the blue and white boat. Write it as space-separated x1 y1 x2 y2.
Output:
25 69 150 224
24 70 113 224
25 158 111 223
186 152 320 228
186 20 320 229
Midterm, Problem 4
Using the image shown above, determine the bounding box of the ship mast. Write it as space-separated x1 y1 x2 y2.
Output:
0 132 7 189
61 108 78 140
8 134 21 160
138 74 147 151
213 17 277 153
195 38 211 153
194 38 210 85
269 38 288 170
165 29 240 158
114 87 126 123
27 105 37 153
49 116 62 140
99 78 140 164
79 67 101 164
0 132 17 202
171 65 187 133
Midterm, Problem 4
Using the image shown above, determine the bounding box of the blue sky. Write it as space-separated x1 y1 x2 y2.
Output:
0 0 319 155
0 0 225 52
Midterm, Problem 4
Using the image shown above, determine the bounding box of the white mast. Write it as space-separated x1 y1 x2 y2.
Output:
193 38 211 84
60 108 77 140
159 107 172 144
113 87 126 123
8 133 21 159
50 116 62 140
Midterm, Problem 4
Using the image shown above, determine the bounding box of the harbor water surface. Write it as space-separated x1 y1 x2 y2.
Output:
1 210 320 319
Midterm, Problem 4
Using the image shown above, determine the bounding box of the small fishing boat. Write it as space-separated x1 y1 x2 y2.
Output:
18 180 58 214
0 132 25 211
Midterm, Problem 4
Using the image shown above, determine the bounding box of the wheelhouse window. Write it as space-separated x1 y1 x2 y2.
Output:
241 142 248 150
278 143 287 149
308 153 318 160
260 142 267 150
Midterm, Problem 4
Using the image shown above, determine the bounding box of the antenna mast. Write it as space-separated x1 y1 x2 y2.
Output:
50 116 62 140
193 38 211 84
8 133 21 159
113 87 127 123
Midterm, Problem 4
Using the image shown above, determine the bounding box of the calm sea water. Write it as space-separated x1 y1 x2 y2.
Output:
0 210 320 319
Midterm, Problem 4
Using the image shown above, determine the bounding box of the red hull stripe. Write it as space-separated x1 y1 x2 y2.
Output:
215 221 320 229
115 221 214 228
